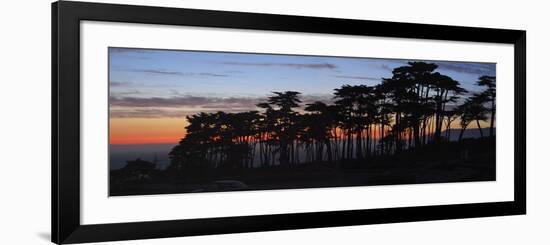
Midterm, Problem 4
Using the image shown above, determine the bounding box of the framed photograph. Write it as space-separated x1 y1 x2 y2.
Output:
52 1 526 244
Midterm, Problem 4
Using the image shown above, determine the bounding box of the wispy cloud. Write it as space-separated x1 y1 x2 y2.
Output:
130 69 229 77
110 108 191 118
109 96 261 118
110 81 132 87
197 72 229 77
110 107 264 119
111 90 142 96
333 75 380 81
110 96 261 108
220 61 338 70
435 62 495 76
224 70 245 74
132 69 183 75
380 64 393 72
109 94 335 118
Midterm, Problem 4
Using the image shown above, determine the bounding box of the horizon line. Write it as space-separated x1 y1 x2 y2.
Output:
110 127 496 146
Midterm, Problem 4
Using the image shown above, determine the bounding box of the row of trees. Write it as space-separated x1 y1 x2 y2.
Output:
168 62 495 170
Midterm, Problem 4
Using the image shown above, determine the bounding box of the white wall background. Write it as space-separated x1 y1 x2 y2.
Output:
0 0 547 244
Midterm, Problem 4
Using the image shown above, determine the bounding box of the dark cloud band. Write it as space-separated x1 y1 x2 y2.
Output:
129 69 229 77
220 61 337 70
435 62 496 76
109 94 335 118
333 75 380 81
109 96 261 108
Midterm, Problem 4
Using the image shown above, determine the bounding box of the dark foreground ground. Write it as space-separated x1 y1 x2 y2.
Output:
110 138 496 196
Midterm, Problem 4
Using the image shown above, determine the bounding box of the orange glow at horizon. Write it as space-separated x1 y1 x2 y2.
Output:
109 116 491 145
109 118 187 145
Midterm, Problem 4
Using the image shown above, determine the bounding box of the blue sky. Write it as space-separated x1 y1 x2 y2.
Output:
109 47 496 119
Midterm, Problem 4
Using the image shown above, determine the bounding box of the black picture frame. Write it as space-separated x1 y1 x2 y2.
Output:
52 1 526 244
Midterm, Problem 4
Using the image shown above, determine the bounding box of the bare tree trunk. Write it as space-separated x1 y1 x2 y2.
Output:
341 131 347 160
490 99 495 137
476 120 484 138
413 122 421 148
459 126 466 141
408 129 412 149
380 124 385 155
398 117 402 151
356 128 363 159
251 139 256 168
348 132 353 159
325 139 333 163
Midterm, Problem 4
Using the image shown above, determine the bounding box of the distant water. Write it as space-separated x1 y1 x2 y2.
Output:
110 143 175 170
444 128 491 141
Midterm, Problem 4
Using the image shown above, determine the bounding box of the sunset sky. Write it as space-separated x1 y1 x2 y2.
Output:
109 47 496 145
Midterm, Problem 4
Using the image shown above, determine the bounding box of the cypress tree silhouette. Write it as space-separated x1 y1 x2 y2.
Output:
476 76 496 137
165 62 493 172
